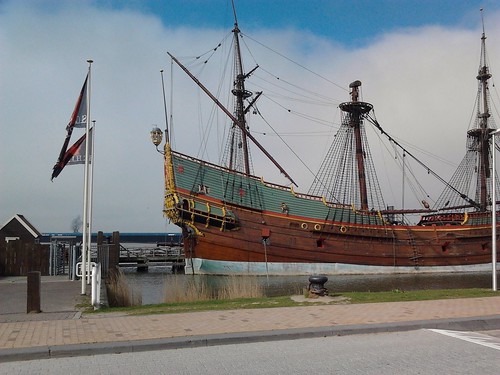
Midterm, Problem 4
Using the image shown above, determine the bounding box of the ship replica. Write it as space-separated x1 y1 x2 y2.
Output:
152 7 500 275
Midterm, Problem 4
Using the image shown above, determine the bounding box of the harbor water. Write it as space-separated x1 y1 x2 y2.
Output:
121 265 496 305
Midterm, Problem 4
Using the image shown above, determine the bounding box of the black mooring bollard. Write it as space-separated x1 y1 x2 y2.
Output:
308 275 328 297
27 271 41 313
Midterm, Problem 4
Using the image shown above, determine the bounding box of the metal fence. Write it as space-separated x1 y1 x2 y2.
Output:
49 236 79 277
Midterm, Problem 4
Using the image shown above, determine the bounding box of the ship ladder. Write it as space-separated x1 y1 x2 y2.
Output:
407 229 421 270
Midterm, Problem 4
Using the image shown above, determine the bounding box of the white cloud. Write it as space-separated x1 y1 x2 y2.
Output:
1 1 499 232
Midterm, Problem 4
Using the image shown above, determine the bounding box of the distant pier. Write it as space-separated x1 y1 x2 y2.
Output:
118 245 185 272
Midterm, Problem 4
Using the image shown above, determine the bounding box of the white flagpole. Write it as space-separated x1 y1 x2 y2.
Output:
87 121 96 285
81 59 93 294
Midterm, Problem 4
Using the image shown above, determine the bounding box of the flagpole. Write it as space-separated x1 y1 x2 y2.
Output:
87 120 96 285
81 59 93 295
86 60 93 287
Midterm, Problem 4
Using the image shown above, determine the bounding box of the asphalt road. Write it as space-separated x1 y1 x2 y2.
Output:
2 329 499 375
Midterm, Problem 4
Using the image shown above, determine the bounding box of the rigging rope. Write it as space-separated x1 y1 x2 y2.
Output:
364 113 481 209
240 32 348 92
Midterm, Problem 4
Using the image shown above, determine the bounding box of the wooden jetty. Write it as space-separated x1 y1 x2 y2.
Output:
118 245 185 272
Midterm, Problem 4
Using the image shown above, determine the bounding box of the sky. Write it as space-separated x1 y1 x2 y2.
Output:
1 0 500 234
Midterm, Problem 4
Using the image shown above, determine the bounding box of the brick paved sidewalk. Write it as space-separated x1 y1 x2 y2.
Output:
1 296 500 350
0 276 83 321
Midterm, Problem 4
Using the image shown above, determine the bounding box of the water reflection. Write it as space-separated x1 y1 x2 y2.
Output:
122 266 496 305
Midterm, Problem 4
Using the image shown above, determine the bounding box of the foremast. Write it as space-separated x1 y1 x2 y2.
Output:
474 19 494 211
434 12 498 213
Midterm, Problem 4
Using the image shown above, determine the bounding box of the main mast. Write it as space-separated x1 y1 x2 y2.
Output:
309 80 385 211
339 81 372 210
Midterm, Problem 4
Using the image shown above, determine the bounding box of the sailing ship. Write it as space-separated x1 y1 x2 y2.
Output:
152 6 500 275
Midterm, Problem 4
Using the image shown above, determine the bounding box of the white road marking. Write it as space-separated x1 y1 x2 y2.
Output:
428 329 500 351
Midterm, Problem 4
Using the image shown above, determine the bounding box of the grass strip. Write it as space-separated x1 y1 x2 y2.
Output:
84 288 500 316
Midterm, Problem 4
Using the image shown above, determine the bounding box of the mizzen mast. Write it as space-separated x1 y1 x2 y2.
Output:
229 16 251 175
166 1 297 186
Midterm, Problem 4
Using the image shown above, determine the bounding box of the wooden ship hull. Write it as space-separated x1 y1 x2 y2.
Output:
163 148 497 275
154 5 500 275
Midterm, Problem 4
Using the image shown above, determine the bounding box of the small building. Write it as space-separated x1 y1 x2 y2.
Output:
0 214 42 244
0 214 47 276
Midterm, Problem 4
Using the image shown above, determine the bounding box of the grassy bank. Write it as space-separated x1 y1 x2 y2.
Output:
87 288 500 316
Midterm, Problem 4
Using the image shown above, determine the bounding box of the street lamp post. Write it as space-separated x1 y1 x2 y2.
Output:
490 129 500 291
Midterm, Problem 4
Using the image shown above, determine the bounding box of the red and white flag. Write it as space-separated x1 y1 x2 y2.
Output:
51 74 88 180
67 128 93 165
